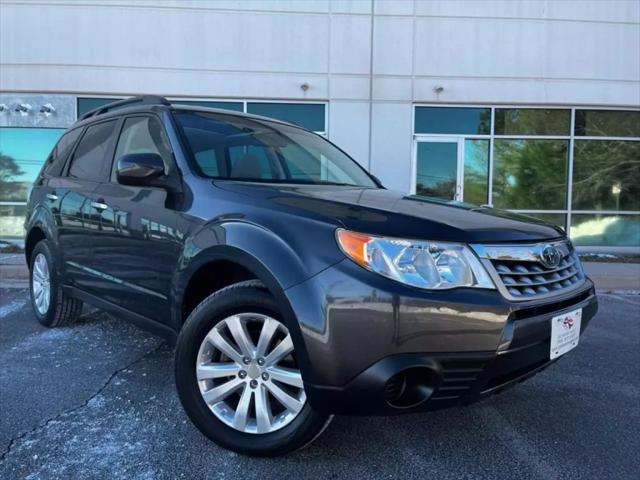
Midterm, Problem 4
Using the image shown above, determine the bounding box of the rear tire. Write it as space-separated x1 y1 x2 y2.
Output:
175 280 332 456
29 239 83 327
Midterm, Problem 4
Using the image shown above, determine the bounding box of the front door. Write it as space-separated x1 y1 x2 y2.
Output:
91 115 182 325
413 138 463 201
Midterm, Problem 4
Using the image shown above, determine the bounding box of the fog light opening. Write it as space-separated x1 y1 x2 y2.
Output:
384 367 436 409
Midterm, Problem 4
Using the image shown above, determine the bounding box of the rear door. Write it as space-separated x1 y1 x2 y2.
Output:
91 114 182 324
55 119 119 292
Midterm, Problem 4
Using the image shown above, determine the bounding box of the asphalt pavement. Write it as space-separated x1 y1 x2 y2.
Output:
0 288 639 479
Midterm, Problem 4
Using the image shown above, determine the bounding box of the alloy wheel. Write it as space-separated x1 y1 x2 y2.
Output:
32 253 51 315
196 313 306 434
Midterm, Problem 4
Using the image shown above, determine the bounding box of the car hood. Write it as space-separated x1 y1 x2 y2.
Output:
215 182 565 243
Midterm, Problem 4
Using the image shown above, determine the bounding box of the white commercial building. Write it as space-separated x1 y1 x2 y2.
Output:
1 0 639 248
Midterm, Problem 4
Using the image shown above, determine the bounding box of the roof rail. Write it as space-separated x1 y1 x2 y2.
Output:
80 95 171 120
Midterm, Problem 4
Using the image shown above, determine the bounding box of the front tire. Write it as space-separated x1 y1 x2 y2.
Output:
175 280 331 456
29 239 83 327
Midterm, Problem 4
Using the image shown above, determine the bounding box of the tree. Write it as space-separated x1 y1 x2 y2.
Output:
0 152 26 201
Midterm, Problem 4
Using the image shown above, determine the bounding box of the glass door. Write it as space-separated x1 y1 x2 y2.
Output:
413 138 463 201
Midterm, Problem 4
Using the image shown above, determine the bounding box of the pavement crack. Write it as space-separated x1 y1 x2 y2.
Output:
0 341 164 462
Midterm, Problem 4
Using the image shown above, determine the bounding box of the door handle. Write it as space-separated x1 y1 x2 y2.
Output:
91 200 108 211
46 193 58 201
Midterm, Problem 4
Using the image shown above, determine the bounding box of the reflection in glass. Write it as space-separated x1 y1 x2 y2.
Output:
414 107 490 135
574 110 640 137
495 108 570 136
518 213 566 230
0 204 27 238
463 139 489 205
492 139 568 209
415 142 458 200
0 128 64 202
571 214 640 247
572 140 640 211
246 103 326 132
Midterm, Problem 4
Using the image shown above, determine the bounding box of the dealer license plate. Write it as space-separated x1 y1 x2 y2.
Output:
550 308 582 360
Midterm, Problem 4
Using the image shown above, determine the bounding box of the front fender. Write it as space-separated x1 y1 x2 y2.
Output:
173 220 343 380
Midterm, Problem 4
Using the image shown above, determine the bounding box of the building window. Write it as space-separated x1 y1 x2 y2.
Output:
494 108 570 136
0 127 64 238
173 100 243 112
78 98 326 133
415 107 490 135
246 102 326 133
492 139 568 210
77 97 124 118
413 106 640 247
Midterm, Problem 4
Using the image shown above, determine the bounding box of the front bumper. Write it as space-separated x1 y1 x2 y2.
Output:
285 259 598 415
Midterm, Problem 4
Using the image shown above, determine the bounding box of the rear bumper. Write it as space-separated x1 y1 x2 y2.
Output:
292 261 598 415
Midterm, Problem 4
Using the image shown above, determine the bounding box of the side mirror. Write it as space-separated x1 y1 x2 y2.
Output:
116 153 165 186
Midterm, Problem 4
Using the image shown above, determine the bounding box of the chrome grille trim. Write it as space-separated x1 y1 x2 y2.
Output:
471 241 587 301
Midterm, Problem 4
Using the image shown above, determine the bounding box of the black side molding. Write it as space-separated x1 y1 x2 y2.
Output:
63 285 177 345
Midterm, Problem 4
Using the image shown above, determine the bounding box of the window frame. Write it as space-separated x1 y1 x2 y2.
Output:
64 117 120 183
109 113 176 183
412 104 640 248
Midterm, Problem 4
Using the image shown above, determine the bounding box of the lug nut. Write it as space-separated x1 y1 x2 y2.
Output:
242 356 251 365
250 380 258 388
238 370 247 379
261 372 269 381
257 358 265 366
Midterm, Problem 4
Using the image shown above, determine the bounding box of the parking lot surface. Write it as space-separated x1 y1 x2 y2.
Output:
1 289 639 479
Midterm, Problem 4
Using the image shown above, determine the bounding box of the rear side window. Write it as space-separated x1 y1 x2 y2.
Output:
43 128 83 176
113 116 172 177
68 120 117 181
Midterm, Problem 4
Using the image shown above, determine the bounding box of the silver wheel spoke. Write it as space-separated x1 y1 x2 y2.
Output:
197 362 240 381
266 381 304 413
255 317 278 358
32 254 51 315
206 329 244 365
264 334 293 366
226 315 255 357
254 385 272 433
201 377 243 404
232 385 253 431
267 366 304 388
196 312 306 435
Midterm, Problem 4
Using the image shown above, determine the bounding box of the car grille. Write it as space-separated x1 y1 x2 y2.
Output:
491 251 584 298
471 241 586 301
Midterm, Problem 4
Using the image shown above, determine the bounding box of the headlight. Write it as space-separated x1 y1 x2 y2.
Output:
336 229 495 290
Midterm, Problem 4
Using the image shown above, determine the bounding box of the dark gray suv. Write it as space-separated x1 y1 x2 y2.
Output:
25 96 598 456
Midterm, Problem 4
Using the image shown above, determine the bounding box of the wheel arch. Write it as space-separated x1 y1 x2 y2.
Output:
174 244 315 379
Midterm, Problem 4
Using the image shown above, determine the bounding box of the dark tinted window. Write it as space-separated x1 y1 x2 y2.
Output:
175 100 244 112
77 97 124 118
246 103 326 132
495 108 570 136
113 116 172 177
574 110 640 137
414 107 491 134
43 128 83 176
68 121 117 181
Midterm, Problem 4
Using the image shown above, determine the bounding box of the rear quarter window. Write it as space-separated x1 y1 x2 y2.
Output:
42 127 83 177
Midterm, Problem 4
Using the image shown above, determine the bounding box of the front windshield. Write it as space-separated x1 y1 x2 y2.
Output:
174 110 377 188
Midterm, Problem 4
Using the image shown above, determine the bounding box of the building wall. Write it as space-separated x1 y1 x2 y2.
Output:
1 0 639 247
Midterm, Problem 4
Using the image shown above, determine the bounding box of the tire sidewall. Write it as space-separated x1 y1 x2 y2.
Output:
175 284 328 456
29 240 59 327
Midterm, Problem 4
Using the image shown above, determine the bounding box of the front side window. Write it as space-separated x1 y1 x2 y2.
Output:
113 116 172 176
174 111 376 188
68 120 117 182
